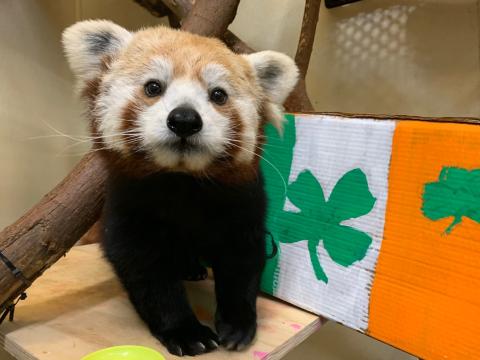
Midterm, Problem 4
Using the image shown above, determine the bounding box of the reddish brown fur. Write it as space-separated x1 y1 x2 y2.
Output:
120 100 142 151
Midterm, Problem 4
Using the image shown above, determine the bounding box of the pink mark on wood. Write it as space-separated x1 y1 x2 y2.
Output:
290 323 302 330
253 350 269 359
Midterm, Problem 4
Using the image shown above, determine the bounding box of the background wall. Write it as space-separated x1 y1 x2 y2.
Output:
2 0 479 359
0 0 166 231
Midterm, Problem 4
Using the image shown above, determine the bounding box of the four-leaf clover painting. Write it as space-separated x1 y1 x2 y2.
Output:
278 169 376 283
422 167 480 234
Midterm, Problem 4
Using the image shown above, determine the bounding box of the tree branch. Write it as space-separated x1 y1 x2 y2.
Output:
134 0 171 17
222 31 254 54
295 0 322 79
283 78 314 112
159 0 192 19
0 153 107 308
181 0 241 37
284 0 321 112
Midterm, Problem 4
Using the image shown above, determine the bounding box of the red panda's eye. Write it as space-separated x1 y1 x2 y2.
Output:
144 80 164 97
209 88 228 105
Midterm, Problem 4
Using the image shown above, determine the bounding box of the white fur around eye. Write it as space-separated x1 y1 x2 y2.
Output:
201 64 232 93
142 57 173 85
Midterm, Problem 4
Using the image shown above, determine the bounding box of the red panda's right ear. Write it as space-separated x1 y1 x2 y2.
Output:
62 20 132 82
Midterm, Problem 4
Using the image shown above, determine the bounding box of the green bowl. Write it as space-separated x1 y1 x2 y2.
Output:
81 345 165 360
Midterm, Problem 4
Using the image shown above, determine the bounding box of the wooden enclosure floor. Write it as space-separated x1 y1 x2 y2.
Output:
0 245 322 360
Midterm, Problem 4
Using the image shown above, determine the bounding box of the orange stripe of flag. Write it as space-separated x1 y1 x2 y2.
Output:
368 121 480 359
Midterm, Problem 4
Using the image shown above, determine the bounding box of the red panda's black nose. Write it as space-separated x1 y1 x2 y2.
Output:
167 107 203 138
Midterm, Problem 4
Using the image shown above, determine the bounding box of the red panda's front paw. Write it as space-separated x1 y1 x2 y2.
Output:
215 314 257 351
157 322 219 356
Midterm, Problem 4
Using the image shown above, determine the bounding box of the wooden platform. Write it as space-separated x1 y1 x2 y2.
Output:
0 244 322 360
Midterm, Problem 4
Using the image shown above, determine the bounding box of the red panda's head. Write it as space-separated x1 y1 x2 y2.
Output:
63 20 298 182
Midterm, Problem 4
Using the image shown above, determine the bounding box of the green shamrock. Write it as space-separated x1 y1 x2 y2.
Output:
260 115 377 290
422 167 480 234
277 169 376 283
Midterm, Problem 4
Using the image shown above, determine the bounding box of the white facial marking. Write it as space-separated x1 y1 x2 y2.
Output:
142 57 173 85
95 57 175 154
233 97 260 163
202 64 260 164
95 75 137 152
201 64 233 94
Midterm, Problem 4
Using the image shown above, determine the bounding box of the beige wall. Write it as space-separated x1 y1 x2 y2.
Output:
2 0 479 359
0 0 82 230
232 0 480 117
0 0 166 229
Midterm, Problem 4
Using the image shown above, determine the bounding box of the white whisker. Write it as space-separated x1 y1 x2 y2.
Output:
223 139 287 195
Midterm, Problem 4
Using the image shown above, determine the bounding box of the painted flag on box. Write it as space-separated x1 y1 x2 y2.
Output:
260 114 480 359
260 114 395 331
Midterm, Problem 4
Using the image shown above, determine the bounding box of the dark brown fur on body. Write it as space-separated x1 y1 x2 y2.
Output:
102 168 267 355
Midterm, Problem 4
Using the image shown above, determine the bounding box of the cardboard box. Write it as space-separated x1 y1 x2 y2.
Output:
261 113 480 359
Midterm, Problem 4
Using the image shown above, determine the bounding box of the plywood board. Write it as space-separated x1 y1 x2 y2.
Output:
0 244 322 360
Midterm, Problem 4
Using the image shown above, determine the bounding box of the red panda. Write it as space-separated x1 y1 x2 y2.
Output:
63 20 298 356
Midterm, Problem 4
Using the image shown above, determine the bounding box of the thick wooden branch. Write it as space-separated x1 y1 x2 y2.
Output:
133 0 171 18
0 153 107 308
133 0 181 28
295 0 322 78
152 0 254 54
159 0 191 19
142 0 240 37
181 0 240 37
147 0 254 54
284 0 321 112
0 0 243 311
283 78 314 112
222 31 254 54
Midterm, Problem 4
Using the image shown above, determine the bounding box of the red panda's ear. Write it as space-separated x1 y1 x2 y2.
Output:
243 51 299 105
243 51 299 132
62 20 132 82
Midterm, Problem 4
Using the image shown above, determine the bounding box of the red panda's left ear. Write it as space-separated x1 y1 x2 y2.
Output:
243 51 299 131
62 20 132 82
243 51 299 105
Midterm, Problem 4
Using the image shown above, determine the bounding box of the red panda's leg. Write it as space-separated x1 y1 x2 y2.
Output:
124 275 218 356
102 206 218 356
212 229 266 351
